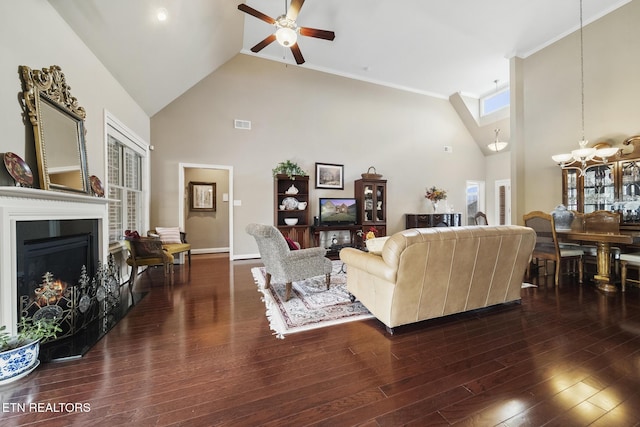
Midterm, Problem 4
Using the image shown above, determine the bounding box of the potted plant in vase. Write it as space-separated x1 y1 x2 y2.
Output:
272 160 306 179
0 317 61 385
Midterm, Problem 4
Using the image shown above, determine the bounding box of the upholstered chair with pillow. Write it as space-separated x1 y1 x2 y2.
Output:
149 227 192 267
124 237 174 302
246 223 332 301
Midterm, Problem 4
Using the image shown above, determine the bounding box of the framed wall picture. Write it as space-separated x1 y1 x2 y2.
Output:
189 181 216 211
315 163 344 189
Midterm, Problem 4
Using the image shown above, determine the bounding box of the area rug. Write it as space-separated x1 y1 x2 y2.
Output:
252 261 373 339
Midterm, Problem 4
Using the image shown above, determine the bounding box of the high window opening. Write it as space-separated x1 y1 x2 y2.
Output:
481 88 510 117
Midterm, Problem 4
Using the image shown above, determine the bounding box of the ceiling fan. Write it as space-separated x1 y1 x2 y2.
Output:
237 0 335 65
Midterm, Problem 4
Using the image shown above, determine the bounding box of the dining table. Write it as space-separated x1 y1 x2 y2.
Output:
556 229 640 292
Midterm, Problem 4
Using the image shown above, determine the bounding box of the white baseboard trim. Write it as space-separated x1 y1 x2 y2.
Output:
192 247 230 255
232 253 261 260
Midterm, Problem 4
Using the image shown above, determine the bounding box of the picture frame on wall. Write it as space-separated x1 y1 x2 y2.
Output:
189 181 216 211
315 163 344 189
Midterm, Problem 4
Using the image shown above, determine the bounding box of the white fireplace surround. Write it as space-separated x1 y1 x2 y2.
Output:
0 187 109 335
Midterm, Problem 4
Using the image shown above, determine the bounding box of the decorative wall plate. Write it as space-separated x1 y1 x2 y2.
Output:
282 197 299 210
90 175 105 197
3 152 34 187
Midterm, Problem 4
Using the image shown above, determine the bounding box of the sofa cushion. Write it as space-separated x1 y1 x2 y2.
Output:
155 226 182 244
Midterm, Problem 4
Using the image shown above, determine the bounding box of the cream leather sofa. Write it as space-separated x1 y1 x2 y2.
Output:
339 225 536 333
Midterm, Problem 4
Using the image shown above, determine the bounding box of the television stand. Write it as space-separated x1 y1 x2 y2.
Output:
311 225 364 258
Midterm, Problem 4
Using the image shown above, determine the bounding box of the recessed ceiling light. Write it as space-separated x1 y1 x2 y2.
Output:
156 8 168 22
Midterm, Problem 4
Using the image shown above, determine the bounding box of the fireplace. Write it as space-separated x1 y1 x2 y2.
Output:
0 187 126 360
17 229 95 341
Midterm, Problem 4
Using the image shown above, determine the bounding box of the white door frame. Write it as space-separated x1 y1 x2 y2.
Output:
178 163 234 259
495 179 511 225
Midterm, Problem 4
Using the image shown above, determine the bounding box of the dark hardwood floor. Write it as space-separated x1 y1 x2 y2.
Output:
2 254 640 426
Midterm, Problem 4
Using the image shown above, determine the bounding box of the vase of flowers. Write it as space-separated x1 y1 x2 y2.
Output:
425 186 447 213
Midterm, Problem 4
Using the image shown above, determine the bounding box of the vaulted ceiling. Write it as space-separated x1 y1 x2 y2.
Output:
49 0 629 118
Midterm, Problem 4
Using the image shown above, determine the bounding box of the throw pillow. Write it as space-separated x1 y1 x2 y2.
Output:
284 236 299 250
127 237 164 258
155 226 182 244
365 236 390 255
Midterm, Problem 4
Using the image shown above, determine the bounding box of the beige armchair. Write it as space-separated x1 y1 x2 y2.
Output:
246 223 332 301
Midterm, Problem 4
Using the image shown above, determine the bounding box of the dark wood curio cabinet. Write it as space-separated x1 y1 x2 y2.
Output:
561 135 640 229
354 178 387 237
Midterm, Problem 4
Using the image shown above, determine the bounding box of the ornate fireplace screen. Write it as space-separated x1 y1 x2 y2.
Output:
19 65 90 194
20 255 121 343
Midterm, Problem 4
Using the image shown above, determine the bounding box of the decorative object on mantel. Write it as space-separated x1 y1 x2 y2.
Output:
425 186 447 213
272 160 306 179
3 152 34 187
361 166 383 180
0 316 61 385
550 0 619 176
90 175 105 197
20 65 91 194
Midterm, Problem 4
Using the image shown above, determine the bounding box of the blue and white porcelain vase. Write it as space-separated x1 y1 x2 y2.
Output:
0 338 40 384
551 204 574 230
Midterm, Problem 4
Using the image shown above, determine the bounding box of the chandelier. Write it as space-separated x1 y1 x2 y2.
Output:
551 0 618 175
488 129 508 152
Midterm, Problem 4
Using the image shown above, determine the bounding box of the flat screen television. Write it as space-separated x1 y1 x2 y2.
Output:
319 198 358 225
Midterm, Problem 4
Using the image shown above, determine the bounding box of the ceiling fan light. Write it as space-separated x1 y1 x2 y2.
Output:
276 27 297 47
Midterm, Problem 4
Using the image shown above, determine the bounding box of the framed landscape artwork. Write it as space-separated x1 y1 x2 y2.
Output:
189 181 216 211
315 163 344 189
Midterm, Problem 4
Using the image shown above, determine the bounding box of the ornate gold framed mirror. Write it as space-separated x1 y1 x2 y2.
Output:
20 65 90 194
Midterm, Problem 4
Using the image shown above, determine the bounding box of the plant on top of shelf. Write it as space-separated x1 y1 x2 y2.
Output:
272 160 306 179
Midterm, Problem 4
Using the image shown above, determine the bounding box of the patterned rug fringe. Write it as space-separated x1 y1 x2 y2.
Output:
252 261 373 339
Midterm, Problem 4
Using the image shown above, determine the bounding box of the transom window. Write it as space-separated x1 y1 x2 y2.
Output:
481 88 510 116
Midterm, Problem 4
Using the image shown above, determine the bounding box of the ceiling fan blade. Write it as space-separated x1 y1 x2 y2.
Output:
238 4 276 25
250 34 277 53
286 0 305 21
299 27 335 41
290 44 305 65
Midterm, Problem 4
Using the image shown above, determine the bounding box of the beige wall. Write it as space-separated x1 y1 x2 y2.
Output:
0 0 149 188
183 168 230 251
151 54 486 257
516 1 640 221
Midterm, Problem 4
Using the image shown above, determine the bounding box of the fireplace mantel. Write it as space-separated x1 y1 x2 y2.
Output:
0 186 110 335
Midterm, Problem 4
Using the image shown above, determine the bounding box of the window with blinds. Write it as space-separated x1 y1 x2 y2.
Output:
108 134 143 243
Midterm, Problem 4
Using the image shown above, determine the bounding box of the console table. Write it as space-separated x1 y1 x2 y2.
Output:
405 213 462 229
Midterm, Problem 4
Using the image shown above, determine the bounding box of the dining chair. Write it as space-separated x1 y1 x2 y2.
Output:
523 211 583 286
474 211 488 225
620 252 640 292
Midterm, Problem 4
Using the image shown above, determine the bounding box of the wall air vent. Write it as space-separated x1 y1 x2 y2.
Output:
234 119 251 130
